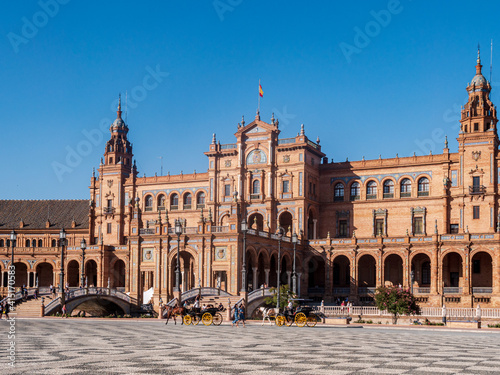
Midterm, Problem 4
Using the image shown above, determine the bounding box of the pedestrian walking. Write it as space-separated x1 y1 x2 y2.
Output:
62 304 67 318
238 304 246 327
4 301 10 320
231 304 240 327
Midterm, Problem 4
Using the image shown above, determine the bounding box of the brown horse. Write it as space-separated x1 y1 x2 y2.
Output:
164 305 185 325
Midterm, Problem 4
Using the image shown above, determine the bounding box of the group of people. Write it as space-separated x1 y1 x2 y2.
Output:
231 303 245 327
0 300 11 319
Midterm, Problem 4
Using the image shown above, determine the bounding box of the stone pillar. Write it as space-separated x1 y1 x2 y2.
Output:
253 267 258 290
0 271 3 287
297 273 302 296
313 219 317 239
431 248 439 294
265 269 270 286
463 252 470 295
181 271 185 292
286 271 291 287
494 251 500 294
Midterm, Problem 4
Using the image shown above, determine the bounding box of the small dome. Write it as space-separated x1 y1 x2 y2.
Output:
113 118 125 126
471 74 487 86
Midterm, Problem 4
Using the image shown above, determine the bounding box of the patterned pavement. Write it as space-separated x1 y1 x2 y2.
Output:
2 319 500 374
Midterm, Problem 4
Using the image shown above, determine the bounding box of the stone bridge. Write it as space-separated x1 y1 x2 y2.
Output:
44 288 137 316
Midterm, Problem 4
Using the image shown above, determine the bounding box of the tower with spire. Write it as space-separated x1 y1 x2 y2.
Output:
457 46 499 233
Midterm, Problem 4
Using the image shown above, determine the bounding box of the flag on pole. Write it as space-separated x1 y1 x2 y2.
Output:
259 83 264 97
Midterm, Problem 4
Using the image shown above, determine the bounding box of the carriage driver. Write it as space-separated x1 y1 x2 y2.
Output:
193 295 200 312
286 300 294 314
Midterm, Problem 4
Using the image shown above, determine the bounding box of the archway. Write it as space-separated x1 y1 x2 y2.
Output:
307 255 325 293
269 253 278 287
171 251 196 292
246 249 256 291
358 254 376 287
257 252 267 287
279 256 289 286
67 260 80 287
333 255 350 289
307 210 315 239
471 251 492 292
411 253 431 288
248 212 264 231
113 259 126 288
14 262 27 287
85 260 98 287
36 262 53 287
279 211 293 236
384 254 403 287
442 252 462 288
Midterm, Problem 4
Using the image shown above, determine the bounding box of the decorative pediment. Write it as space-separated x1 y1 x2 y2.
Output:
469 165 484 175
411 207 426 214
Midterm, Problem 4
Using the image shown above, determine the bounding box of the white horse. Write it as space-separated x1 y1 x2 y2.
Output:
258 307 280 325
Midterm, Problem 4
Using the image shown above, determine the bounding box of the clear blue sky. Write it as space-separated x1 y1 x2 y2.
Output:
1 0 499 199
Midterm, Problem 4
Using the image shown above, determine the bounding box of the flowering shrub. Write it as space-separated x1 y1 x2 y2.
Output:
374 286 420 324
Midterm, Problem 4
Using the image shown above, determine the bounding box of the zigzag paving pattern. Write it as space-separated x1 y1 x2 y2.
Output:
2 319 500 374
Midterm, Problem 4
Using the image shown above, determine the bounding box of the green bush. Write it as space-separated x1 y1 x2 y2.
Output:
487 323 500 328
374 286 420 324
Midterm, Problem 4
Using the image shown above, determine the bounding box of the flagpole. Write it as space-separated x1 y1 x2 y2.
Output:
258 79 261 112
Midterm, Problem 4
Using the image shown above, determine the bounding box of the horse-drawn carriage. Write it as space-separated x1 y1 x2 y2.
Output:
276 299 320 327
182 305 224 326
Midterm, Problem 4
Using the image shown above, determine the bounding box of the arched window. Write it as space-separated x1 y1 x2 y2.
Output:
400 178 411 197
170 193 179 210
196 192 206 209
38 239 43 247
350 182 360 201
51 239 57 247
418 177 429 196
32 239 37 248
157 195 166 210
25 239 30 247
366 181 377 199
184 193 192 209
251 180 261 199
145 195 153 211
0 239 4 247
383 180 394 199
334 183 344 202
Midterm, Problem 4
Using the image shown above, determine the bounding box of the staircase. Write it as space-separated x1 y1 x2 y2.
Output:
14 296 53 317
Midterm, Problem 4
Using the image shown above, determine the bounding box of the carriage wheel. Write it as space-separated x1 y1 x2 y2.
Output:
295 312 307 327
183 315 192 326
213 313 223 326
202 312 213 326
275 315 286 327
285 316 294 326
192 315 200 325
306 313 318 327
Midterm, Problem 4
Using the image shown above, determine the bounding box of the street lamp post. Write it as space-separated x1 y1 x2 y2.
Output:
240 219 247 293
80 238 86 287
276 227 283 311
292 231 298 295
10 230 16 272
410 270 415 294
174 219 182 293
59 228 66 294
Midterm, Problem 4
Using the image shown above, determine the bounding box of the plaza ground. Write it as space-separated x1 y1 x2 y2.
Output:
2 319 500 374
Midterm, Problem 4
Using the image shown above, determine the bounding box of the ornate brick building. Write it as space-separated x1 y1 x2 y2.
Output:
1 50 499 308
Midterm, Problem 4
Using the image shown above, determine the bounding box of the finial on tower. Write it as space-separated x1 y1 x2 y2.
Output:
271 112 275 124
241 115 245 126
445 135 448 149
212 133 216 144
255 109 260 120
300 124 305 136
476 43 483 74
117 93 122 118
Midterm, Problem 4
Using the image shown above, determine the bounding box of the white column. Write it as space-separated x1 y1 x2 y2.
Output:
181 271 185 292
287 271 291 286
268 141 272 165
297 273 302 295
265 269 270 286
313 219 318 239
253 267 258 290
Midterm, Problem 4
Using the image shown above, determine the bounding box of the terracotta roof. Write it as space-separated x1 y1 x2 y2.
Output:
0 200 89 230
